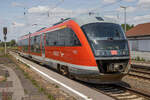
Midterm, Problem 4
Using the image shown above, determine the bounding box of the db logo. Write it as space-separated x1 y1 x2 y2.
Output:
53 51 59 56
73 50 77 54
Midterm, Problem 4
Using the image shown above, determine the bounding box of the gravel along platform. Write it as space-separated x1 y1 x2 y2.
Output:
9 53 76 100
0 56 50 100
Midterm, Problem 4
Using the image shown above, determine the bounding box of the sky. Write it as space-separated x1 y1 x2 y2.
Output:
0 0 150 41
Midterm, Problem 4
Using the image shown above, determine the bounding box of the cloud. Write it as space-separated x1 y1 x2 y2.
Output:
12 22 25 27
123 0 136 2
104 15 116 19
116 6 136 13
127 14 150 25
28 6 49 14
27 5 89 17
116 0 150 14
134 14 150 21
13 6 76 37
11 2 24 7
138 0 150 9
28 5 74 17
103 0 116 3
11 5 99 40
138 0 150 5
127 6 136 12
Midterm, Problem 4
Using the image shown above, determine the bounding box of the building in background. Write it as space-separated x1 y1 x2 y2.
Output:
126 23 150 61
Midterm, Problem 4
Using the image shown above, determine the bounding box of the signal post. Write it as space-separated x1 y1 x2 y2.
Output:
3 27 7 55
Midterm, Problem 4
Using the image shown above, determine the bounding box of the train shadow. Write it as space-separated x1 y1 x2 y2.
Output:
74 79 131 95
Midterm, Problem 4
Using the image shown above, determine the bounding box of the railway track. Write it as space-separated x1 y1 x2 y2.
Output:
82 82 150 100
129 64 150 80
131 64 150 70
10 51 150 100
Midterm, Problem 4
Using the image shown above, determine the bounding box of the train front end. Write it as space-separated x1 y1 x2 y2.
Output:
79 19 130 83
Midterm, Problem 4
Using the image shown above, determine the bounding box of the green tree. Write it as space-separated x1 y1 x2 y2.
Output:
0 42 5 47
121 24 134 32
9 39 16 46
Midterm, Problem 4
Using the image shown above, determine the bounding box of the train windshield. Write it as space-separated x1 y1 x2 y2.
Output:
81 22 125 40
81 22 129 56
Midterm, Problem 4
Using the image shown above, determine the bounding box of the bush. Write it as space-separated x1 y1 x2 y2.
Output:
134 56 146 61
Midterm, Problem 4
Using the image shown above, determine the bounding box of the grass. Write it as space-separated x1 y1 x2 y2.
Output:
48 94 55 100
24 63 30 68
133 56 146 62
9 52 57 100
19 61 30 68
31 79 38 87
15 67 19 70
55 85 59 88
2 77 7 82
0 47 10 58
0 46 17 57
0 47 4 53
24 89 28 94
20 68 55 100
24 72 29 79
39 87 45 92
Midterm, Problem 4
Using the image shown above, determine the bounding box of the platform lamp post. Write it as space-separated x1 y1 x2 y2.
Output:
3 27 7 55
120 6 127 32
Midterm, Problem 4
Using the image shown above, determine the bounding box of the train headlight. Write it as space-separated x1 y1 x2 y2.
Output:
106 50 111 56
122 50 126 55
122 50 129 56
100 51 105 56
95 50 101 56
95 50 105 56
126 50 129 55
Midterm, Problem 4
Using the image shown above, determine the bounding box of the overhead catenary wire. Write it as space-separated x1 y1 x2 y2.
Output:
76 0 124 17
48 0 64 17
89 0 123 13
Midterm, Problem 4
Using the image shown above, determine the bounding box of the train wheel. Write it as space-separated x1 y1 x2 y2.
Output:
68 74 75 79
60 65 69 76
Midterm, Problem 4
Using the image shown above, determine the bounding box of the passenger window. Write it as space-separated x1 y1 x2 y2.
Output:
20 39 29 52
30 35 41 53
46 27 81 46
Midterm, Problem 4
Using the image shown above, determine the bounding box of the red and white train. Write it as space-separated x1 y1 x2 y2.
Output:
17 16 131 83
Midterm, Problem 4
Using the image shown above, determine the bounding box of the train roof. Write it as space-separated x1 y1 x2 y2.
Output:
72 16 104 26
71 16 118 26
18 16 118 40
53 16 118 27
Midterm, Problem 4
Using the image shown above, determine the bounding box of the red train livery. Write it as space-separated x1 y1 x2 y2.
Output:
17 16 131 83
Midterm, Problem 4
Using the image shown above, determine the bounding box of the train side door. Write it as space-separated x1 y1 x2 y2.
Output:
42 33 45 59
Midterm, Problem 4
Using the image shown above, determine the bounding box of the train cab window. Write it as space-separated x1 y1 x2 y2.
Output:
46 27 81 46
62 28 81 46
65 28 81 46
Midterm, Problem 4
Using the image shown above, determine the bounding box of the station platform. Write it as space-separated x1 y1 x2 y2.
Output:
10 51 114 100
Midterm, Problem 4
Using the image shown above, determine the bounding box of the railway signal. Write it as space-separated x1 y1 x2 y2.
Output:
3 27 7 55
4 36 7 41
3 27 7 35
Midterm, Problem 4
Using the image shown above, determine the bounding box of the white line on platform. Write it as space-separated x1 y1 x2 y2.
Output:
13 54 92 100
